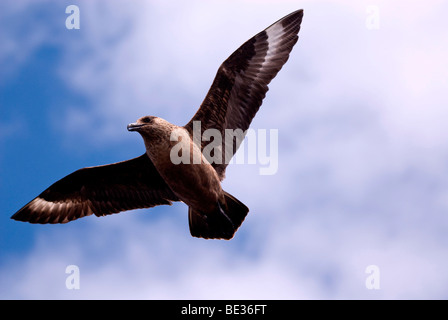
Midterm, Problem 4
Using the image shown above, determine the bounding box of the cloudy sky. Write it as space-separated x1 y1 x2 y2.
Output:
1 0 448 299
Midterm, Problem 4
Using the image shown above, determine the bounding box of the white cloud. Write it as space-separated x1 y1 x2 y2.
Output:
3 202 447 299
51 0 310 145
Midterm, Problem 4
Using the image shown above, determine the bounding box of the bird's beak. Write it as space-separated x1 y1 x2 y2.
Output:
127 123 144 131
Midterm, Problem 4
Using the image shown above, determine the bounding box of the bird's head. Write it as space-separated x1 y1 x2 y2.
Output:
127 116 157 132
127 116 177 142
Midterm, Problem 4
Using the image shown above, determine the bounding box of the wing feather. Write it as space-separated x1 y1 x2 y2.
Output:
11 154 178 224
184 10 303 179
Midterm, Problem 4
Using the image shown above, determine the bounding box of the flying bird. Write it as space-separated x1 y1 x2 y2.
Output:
11 9 304 239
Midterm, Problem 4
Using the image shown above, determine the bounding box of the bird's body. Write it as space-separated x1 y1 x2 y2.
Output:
132 117 223 215
11 9 304 239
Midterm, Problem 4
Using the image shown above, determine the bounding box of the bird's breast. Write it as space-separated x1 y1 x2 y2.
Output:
146 130 223 212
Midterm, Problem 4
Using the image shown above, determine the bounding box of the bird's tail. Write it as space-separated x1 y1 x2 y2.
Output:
188 191 249 240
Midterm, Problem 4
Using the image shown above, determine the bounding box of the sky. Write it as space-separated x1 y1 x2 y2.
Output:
1 0 448 299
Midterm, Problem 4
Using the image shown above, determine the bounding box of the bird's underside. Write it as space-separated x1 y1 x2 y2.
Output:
11 9 304 240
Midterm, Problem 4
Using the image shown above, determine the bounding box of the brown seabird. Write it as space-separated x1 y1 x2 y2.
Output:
11 10 303 239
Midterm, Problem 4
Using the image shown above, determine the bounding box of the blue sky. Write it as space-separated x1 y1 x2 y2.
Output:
1 0 448 299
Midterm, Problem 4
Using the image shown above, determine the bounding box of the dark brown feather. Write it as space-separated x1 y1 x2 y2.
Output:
184 9 303 179
11 154 178 224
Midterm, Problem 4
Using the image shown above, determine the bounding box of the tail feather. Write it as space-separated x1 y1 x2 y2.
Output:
188 191 249 240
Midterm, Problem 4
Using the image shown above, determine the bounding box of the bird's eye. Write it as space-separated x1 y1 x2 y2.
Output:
141 117 152 123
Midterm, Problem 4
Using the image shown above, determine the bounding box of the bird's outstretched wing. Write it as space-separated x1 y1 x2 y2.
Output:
184 9 303 179
11 154 178 224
